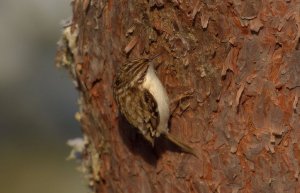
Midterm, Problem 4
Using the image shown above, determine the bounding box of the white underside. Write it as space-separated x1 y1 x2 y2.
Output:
143 64 170 136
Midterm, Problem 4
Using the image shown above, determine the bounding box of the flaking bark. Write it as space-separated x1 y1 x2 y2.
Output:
57 1 300 192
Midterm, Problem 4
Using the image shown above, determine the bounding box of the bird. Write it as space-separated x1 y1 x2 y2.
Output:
113 54 197 157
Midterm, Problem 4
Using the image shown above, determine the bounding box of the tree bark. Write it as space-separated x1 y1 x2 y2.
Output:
57 0 300 192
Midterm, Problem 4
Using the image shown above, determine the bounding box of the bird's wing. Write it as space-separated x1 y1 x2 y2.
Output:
142 89 159 135
119 87 159 145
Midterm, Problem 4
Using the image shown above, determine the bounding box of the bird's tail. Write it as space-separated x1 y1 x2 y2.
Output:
162 133 198 158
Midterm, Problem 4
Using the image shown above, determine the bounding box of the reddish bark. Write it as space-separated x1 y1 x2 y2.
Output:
57 0 300 192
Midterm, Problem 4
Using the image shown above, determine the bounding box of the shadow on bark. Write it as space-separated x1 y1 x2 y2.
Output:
117 115 188 164
117 115 159 165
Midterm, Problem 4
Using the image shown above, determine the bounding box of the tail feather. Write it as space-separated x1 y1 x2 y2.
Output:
163 133 198 158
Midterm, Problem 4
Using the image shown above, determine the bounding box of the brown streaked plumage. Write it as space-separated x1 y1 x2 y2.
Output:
113 56 197 157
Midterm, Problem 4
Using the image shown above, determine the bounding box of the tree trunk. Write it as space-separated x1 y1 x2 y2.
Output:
56 0 300 192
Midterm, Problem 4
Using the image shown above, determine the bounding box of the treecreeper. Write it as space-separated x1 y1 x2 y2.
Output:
113 54 197 157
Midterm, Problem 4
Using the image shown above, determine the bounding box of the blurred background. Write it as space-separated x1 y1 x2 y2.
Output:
0 1 87 193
